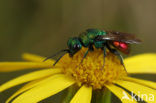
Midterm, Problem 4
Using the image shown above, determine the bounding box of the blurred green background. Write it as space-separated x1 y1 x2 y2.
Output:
0 0 156 102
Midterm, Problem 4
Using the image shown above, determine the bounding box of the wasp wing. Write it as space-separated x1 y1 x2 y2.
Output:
95 31 142 44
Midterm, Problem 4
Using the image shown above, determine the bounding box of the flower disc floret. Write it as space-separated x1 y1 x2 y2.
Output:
58 47 127 89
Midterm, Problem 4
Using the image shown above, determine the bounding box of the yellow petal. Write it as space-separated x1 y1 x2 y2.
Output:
125 53 156 74
22 53 55 64
70 85 92 103
6 79 42 103
115 80 156 103
124 77 156 89
7 74 63 103
105 84 137 103
0 68 62 92
12 74 75 103
0 62 52 72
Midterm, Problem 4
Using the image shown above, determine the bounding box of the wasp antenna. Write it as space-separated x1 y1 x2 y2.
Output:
43 49 69 62
53 53 66 66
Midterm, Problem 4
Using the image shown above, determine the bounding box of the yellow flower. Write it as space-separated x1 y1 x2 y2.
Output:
0 47 156 103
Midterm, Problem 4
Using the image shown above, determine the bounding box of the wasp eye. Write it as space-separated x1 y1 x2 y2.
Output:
74 44 80 49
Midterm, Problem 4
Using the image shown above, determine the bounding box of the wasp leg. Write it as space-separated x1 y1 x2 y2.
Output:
80 45 94 65
80 49 89 64
106 44 127 72
75 49 89 69
89 44 94 51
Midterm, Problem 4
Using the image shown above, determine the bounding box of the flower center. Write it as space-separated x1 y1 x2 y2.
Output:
58 47 127 89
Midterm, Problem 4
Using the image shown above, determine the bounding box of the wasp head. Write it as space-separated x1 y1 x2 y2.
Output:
67 37 82 56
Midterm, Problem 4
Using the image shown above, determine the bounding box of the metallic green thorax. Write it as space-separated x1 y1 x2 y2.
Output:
79 29 107 48
67 29 107 55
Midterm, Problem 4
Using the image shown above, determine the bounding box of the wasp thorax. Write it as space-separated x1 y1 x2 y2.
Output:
58 47 127 89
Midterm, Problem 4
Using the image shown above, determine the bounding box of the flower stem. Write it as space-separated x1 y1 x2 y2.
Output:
93 88 111 103
62 85 78 103
102 88 111 103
